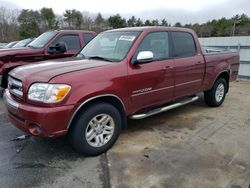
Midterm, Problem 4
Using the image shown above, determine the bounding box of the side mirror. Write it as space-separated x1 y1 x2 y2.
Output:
134 51 154 64
48 42 67 54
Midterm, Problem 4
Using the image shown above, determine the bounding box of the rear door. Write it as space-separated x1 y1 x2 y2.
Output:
128 31 175 111
171 31 205 98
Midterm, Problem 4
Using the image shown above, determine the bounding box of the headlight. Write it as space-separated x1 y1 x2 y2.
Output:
28 83 71 103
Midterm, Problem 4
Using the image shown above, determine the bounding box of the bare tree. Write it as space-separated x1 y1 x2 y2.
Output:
0 7 19 42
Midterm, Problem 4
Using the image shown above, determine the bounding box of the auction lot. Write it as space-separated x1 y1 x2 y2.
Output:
0 81 249 188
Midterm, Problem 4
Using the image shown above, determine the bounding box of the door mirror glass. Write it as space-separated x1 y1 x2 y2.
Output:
136 51 154 63
48 42 67 54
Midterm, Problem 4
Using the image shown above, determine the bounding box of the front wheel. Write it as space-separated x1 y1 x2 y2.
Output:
69 102 121 156
204 78 227 107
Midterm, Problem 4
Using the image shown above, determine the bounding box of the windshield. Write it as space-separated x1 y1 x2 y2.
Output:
5 41 18 48
12 38 33 48
78 31 140 62
28 31 56 48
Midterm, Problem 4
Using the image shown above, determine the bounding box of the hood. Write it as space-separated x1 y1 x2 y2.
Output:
0 47 42 58
9 58 113 84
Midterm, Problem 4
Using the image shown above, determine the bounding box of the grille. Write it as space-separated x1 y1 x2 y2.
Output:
8 76 23 99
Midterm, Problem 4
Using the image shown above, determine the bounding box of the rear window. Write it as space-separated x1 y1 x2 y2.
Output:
172 32 196 58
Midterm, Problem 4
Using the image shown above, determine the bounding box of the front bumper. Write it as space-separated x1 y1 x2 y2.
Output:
3 89 75 137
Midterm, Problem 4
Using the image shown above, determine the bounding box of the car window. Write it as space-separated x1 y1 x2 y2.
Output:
52 34 81 50
83 33 95 45
79 31 140 62
172 32 196 57
12 39 33 48
29 31 56 48
137 32 169 60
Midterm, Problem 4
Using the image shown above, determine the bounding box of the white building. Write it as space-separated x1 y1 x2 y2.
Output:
199 36 250 80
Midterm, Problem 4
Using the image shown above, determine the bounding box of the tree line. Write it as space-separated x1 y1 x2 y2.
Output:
0 6 250 42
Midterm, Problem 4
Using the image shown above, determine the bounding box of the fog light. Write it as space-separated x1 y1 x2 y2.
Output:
28 124 42 136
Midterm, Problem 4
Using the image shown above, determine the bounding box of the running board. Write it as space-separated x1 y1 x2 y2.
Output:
130 96 199 120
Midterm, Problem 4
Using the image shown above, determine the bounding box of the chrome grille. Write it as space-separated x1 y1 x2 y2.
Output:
8 76 23 99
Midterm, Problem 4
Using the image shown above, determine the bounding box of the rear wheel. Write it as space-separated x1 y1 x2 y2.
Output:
204 78 227 107
69 102 121 156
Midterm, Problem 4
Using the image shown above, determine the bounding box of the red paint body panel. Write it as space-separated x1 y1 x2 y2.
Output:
201 53 240 91
173 54 205 98
4 90 74 137
4 27 240 137
128 59 175 113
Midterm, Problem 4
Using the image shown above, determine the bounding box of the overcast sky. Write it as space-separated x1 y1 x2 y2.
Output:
1 0 250 24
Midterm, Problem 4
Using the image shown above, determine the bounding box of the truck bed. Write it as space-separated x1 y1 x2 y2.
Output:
202 51 240 91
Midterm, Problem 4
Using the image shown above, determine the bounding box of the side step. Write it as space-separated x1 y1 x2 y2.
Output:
130 96 199 120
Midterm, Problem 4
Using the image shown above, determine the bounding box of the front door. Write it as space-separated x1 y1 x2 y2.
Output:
45 34 81 60
128 31 175 112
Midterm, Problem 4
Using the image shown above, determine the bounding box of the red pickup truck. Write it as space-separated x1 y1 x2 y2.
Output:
4 27 239 156
0 30 96 88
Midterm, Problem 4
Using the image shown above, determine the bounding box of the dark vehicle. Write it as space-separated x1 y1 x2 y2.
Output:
0 30 96 87
4 27 239 156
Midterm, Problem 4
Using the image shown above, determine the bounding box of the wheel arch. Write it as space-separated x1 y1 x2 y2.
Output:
216 71 230 93
209 70 230 93
67 94 127 131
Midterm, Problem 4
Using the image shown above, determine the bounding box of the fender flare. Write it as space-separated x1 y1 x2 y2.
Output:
67 94 127 130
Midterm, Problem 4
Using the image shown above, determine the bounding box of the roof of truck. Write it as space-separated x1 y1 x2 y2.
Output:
55 30 96 34
105 26 194 33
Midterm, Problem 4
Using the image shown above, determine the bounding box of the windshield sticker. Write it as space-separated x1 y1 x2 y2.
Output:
119 35 136 42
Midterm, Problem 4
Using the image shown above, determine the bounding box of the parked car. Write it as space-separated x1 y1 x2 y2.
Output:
0 30 96 88
12 38 35 48
4 27 239 156
4 41 19 48
0 43 7 49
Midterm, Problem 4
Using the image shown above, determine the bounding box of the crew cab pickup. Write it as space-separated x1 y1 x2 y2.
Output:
0 30 96 88
4 27 239 156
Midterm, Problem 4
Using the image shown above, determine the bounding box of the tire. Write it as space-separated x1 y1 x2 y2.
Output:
69 102 122 156
204 77 227 107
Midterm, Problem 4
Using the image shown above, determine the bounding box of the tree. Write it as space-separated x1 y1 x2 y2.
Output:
161 19 168 26
135 18 143 26
127 16 136 27
152 19 159 26
95 13 105 25
108 14 126 28
0 7 19 42
174 22 182 27
93 12 107 31
232 14 250 36
144 20 152 26
63 9 83 29
40 7 58 31
18 9 41 38
1 7 250 40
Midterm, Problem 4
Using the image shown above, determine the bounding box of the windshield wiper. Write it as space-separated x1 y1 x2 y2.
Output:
87 56 114 62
